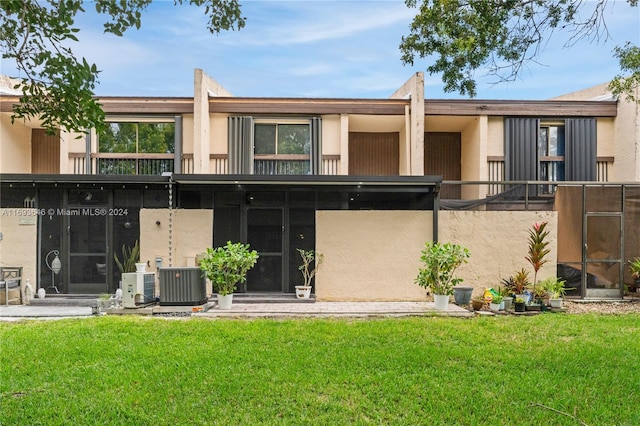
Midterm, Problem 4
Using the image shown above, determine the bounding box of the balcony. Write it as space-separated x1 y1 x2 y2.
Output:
71 153 174 175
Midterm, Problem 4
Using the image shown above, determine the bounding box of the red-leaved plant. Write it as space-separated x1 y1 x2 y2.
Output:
525 222 550 298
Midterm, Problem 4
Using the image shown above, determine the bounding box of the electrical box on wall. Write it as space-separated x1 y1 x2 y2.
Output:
122 272 155 308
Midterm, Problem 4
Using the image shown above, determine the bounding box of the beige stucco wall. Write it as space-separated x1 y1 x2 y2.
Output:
182 114 195 155
439 210 558 298
0 209 38 303
316 210 433 301
596 118 615 157
140 208 213 293
322 115 341 156
0 114 31 173
210 113 227 155
460 116 486 199
487 117 504 157
315 209 557 302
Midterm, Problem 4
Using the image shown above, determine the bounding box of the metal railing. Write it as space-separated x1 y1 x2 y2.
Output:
254 159 311 175
96 157 174 175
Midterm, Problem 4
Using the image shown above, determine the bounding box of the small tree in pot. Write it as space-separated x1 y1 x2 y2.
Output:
296 249 324 299
199 241 258 309
415 242 470 311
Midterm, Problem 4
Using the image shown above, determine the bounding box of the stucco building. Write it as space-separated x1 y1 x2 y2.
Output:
1 70 639 303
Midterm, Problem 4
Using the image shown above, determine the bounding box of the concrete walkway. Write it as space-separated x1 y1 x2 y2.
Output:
0 301 474 320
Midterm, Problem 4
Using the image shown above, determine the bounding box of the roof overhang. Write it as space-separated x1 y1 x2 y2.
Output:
172 174 442 193
0 174 169 186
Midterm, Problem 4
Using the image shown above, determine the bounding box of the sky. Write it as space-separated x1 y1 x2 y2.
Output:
2 0 639 100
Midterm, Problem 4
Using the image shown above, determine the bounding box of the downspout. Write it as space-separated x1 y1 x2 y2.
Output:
168 174 173 267
433 181 440 243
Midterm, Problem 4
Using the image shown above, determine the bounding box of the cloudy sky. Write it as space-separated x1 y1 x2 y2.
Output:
3 0 639 99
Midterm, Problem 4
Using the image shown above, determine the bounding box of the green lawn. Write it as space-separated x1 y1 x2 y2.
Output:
1 314 639 425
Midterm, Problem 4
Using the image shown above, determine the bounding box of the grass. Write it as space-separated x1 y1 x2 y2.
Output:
1 314 639 425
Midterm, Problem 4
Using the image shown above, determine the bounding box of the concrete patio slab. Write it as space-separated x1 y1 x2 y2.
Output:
1 301 474 320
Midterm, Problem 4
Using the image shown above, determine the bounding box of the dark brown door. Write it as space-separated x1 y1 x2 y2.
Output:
425 132 461 199
348 132 399 175
31 129 60 174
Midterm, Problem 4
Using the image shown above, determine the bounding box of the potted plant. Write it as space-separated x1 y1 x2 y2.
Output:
629 257 640 291
541 276 571 308
114 240 140 274
98 293 112 313
508 268 530 303
199 241 259 309
490 293 504 312
498 286 513 310
525 222 550 306
514 297 526 312
296 248 324 299
471 295 485 311
415 242 470 311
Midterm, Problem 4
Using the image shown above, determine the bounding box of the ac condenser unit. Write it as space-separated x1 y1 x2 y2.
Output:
159 267 207 306
122 272 155 308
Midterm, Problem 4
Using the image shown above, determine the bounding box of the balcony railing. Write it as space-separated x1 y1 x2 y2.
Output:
252 154 309 175
486 157 613 195
95 153 174 175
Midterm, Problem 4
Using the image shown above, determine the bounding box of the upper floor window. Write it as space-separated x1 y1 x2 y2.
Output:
254 120 311 175
99 122 175 154
538 122 565 192
228 116 321 175
96 120 175 175
505 118 596 192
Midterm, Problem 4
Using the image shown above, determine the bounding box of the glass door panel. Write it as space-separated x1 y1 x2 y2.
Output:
245 208 283 292
585 215 622 298
288 208 315 293
68 214 108 293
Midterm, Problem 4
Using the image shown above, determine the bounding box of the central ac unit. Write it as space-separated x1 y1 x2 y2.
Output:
159 267 207 306
122 272 155 308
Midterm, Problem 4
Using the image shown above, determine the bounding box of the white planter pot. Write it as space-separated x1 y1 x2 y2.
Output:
295 286 312 299
135 263 146 273
549 298 563 308
502 297 513 310
490 302 501 312
217 294 233 309
433 294 449 311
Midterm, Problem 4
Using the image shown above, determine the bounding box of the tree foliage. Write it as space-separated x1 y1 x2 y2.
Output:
401 0 639 100
1 0 245 134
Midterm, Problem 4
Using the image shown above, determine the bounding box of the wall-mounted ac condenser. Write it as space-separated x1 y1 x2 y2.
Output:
159 267 207 306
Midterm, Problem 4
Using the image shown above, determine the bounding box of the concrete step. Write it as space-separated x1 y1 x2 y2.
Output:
228 293 316 304
29 292 315 307
30 295 99 307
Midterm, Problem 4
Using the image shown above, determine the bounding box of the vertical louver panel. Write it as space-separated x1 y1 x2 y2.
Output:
424 132 461 199
228 116 254 174
565 118 596 181
504 118 539 181
31 129 60 174
174 115 182 173
310 117 322 175
348 132 399 176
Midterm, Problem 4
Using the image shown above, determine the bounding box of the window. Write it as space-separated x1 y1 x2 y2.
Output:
99 122 175 154
254 122 311 175
97 121 175 175
505 117 596 193
538 123 565 193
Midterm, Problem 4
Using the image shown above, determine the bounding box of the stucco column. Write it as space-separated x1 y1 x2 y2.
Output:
340 113 349 175
390 72 424 175
193 69 233 174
